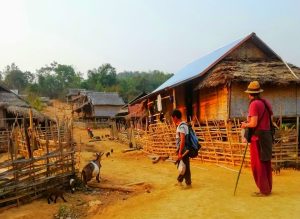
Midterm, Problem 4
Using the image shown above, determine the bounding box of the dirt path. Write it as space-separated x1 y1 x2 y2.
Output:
96 154 300 219
1 101 300 218
2 128 300 219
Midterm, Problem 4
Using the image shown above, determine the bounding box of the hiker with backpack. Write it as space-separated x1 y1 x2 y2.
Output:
172 109 193 187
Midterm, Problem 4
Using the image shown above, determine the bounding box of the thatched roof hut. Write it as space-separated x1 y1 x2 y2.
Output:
0 83 47 129
135 32 300 123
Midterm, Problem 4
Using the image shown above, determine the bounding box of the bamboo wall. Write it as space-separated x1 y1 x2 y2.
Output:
0 120 76 209
199 86 228 121
231 83 300 118
174 85 187 121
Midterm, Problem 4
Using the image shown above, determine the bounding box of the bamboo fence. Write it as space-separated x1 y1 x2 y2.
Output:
119 119 299 167
0 131 9 153
0 118 76 210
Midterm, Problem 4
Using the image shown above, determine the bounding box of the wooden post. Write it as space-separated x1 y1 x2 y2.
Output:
227 82 231 120
225 120 235 165
172 88 176 109
45 120 50 177
29 109 33 130
70 118 75 174
23 119 32 158
57 118 63 170
297 116 299 164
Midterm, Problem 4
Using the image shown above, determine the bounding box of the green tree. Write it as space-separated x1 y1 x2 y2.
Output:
26 92 44 111
35 62 81 99
85 63 117 91
3 63 34 92
55 64 81 90
116 70 173 103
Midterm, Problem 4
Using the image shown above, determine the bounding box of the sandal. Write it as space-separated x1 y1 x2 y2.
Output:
251 192 269 197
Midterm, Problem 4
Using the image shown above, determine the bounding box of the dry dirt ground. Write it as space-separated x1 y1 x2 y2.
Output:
1 101 300 219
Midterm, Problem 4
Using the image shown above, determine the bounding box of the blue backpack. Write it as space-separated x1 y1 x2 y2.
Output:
180 123 201 158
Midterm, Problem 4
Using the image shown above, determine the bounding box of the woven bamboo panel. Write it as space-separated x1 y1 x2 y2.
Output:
131 119 299 167
0 119 76 209
0 131 9 153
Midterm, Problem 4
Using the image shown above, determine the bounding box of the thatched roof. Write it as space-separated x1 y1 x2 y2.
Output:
141 33 299 102
196 60 300 89
150 32 282 95
0 86 47 121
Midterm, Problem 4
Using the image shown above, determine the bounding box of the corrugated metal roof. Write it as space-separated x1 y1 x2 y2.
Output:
86 92 125 106
152 37 246 93
94 106 122 117
66 88 86 96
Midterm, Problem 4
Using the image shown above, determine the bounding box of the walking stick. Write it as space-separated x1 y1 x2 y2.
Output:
233 142 249 196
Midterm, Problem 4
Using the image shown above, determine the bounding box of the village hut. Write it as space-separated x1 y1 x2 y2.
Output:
0 83 46 130
0 83 49 154
131 32 300 165
136 32 300 123
72 91 125 122
113 92 148 134
125 92 148 128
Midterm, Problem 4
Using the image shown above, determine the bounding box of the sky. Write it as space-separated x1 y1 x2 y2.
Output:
0 0 299 77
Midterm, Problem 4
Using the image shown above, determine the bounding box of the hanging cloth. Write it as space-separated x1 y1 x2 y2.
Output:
157 94 162 112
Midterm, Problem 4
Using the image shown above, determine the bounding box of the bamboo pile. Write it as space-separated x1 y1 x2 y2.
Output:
0 118 76 210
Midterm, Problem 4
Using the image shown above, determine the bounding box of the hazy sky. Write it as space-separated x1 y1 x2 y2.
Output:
0 0 299 76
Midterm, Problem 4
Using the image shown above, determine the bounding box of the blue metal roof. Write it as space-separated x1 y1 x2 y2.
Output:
152 36 247 93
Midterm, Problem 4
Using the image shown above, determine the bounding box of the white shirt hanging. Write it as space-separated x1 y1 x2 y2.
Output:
157 94 162 112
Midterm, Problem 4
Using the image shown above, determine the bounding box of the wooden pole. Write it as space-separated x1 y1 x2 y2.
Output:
234 142 249 196
45 120 50 177
70 118 75 174
57 118 63 167
29 109 33 130
172 88 176 109
296 116 299 164
225 120 235 165
23 119 32 158
227 82 231 120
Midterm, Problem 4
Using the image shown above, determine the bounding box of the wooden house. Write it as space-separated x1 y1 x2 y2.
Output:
128 33 300 166
72 91 125 121
136 33 300 124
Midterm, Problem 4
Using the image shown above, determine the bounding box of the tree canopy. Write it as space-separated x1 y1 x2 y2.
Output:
0 62 173 104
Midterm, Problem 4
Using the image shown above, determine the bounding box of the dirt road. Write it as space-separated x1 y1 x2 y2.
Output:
1 126 300 219
1 99 300 218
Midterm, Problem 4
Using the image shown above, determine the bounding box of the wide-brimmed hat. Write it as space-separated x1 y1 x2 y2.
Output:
244 81 264 93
